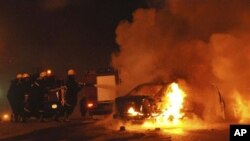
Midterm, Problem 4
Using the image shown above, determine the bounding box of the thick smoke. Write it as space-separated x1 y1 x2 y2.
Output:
112 0 250 123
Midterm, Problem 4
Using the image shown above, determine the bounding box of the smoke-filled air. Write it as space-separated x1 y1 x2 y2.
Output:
112 0 250 124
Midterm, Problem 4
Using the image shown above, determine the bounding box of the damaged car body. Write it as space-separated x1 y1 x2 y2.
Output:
113 82 207 123
113 82 168 121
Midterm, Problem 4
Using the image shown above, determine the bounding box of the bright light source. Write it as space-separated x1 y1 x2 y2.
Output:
87 103 94 108
3 114 9 119
51 104 58 109
127 107 143 116
47 69 52 75
2 114 10 121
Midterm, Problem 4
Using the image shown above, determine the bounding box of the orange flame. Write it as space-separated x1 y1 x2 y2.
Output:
143 82 186 130
233 92 250 123
127 107 143 116
157 83 186 124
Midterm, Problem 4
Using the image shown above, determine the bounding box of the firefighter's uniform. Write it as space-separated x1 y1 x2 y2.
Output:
63 69 83 121
7 74 27 122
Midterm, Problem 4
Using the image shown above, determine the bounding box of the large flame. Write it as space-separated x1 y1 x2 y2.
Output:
233 91 250 123
113 0 250 128
157 82 186 125
143 82 186 130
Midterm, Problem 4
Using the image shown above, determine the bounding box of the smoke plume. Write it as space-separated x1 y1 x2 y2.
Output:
112 0 250 123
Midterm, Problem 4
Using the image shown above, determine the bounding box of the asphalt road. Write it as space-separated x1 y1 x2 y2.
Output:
1 119 230 141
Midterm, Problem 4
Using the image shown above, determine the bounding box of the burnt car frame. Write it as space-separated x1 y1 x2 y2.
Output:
113 82 166 121
113 82 206 122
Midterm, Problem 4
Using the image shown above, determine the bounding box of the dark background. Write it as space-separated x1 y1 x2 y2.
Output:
0 0 157 110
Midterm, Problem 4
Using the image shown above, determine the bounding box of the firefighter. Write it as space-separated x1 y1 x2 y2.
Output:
44 69 66 121
7 73 23 122
21 73 31 122
28 71 47 122
63 69 83 121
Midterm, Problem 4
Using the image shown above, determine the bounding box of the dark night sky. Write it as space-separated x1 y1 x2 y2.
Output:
0 0 151 109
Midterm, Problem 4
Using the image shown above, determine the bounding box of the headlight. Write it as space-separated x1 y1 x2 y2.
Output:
87 102 94 108
51 104 58 109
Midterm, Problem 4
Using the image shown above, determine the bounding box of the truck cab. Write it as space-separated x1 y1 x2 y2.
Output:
80 68 119 116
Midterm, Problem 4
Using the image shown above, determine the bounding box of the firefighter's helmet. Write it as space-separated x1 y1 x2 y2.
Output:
16 73 22 79
22 73 30 78
39 71 47 78
67 69 76 75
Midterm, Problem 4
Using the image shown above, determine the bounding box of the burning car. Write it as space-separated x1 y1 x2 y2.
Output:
113 82 204 124
114 82 169 121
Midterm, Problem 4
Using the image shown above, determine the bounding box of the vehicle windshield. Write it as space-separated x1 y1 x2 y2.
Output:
127 82 168 98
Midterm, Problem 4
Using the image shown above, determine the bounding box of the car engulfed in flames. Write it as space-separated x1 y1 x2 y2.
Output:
114 95 158 121
113 82 193 126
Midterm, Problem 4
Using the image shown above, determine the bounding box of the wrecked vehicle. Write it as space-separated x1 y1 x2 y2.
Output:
113 82 167 121
113 82 206 122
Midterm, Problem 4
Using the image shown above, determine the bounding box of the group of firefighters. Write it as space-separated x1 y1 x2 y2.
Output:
7 69 83 123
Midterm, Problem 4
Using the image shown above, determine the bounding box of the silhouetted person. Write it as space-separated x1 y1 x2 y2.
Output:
63 69 83 121
18 73 31 122
28 71 47 122
7 74 23 122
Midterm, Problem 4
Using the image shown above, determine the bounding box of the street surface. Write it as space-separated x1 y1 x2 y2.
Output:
0 117 229 141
